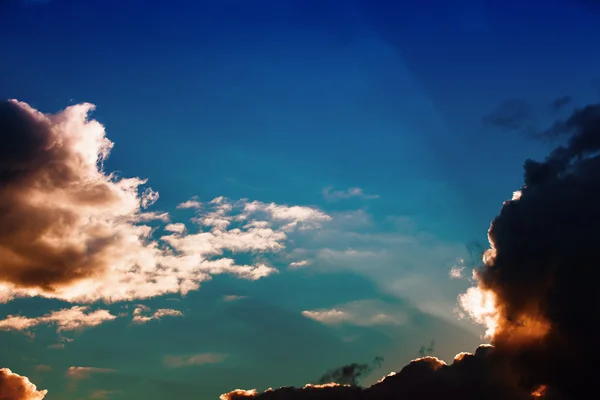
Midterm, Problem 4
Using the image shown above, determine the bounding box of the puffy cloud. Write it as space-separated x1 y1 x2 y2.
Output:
222 99 600 400
131 305 183 323
0 306 117 333
162 353 228 368
322 186 379 202
66 367 116 380
0 100 329 304
301 300 409 327
0 368 47 400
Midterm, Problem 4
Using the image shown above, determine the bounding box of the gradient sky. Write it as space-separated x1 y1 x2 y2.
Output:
1 0 600 399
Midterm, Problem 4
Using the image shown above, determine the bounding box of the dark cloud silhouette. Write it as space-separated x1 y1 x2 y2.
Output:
222 100 600 399
315 356 383 387
417 340 435 358
482 98 533 132
549 96 572 113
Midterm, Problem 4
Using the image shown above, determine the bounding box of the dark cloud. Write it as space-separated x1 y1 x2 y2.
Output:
482 98 534 133
222 100 600 399
417 340 435 358
549 96 571 113
315 357 383 387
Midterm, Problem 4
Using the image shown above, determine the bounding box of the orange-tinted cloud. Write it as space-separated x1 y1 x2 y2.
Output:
0 100 330 305
0 306 117 333
0 368 47 400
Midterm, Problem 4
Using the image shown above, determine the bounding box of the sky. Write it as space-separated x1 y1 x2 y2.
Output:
1 0 600 399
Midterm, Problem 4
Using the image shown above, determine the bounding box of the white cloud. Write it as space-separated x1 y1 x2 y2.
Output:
132 306 183 324
0 306 117 333
322 186 380 202
0 100 331 306
163 353 228 368
302 299 409 327
289 260 311 269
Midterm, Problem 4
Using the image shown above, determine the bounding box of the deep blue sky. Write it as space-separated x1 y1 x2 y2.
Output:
1 0 599 398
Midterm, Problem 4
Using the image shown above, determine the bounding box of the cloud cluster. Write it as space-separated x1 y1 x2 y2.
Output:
221 99 600 399
131 305 183 324
162 353 228 368
0 100 330 305
0 368 47 400
301 299 409 327
0 306 116 333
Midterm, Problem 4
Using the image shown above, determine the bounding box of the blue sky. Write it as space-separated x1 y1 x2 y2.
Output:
1 0 599 399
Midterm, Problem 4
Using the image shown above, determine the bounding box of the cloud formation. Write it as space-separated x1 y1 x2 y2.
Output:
162 353 228 368
0 306 117 333
221 99 600 399
0 368 47 400
0 100 330 305
131 305 183 324
302 300 409 327
322 186 379 202
66 367 116 380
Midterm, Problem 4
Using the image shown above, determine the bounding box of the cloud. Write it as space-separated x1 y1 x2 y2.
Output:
322 186 379 202
316 357 384 387
288 260 310 269
0 368 47 400
223 295 246 302
0 306 117 333
131 305 183 324
0 100 330 304
301 300 409 327
88 390 122 399
221 98 600 399
482 98 534 133
162 353 228 368
32 365 51 372
66 367 116 380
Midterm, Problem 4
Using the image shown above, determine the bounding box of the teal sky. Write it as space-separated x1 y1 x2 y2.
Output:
1 0 600 399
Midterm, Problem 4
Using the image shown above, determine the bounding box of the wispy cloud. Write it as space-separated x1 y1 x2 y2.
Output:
163 353 228 368
322 186 380 202
66 367 116 380
302 299 409 327
0 306 117 334
131 305 183 324
289 260 311 269
223 295 246 302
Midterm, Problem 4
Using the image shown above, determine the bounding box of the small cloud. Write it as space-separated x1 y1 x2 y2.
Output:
223 295 246 302
163 353 228 368
47 343 65 350
177 197 202 209
322 186 380 202
89 390 122 399
66 367 116 380
0 368 47 400
449 266 465 279
289 260 311 269
131 307 183 324
33 365 52 372
164 223 186 233
0 306 117 334
302 300 408 327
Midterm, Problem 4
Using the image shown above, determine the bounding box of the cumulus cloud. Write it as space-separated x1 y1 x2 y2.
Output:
131 305 183 323
0 306 117 333
0 100 330 305
222 98 600 399
162 353 228 368
0 368 47 400
322 186 380 202
301 300 409 327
